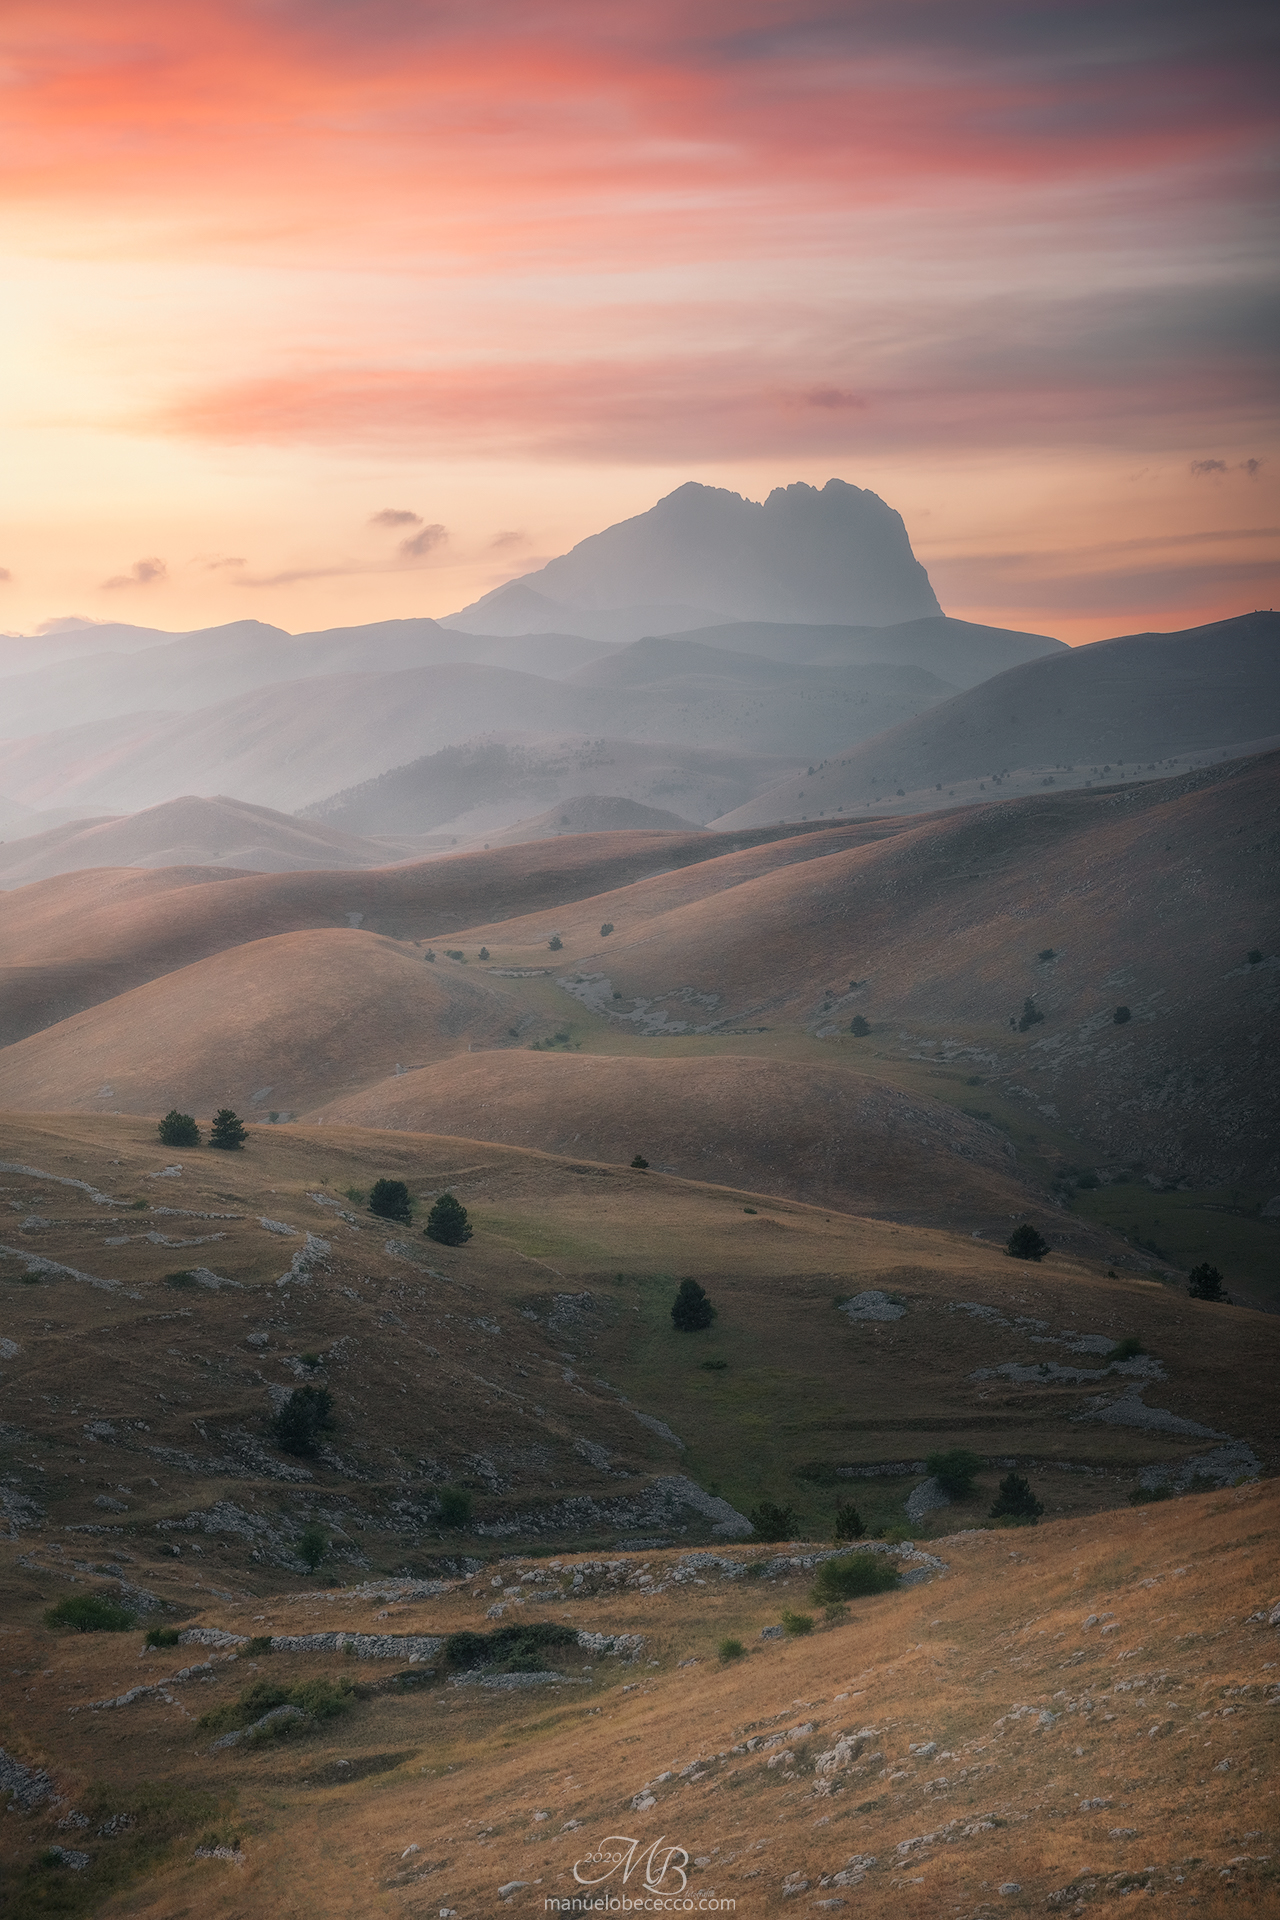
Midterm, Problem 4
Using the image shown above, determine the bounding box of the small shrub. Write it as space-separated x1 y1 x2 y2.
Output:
1114 1005 1131 1024
209 1108 247 1150
1076 1170 1101 1189
548 934 563 950
781 1609 814 1636
748 1500 795 1542
1017 996 1045 1032
344 1186 366 1206
425 1191 472 1244
445 949 464 961
298 1522 327 1571
1129 1484 1173 1505
1006 1222 1050 1261
811 1554 901 1604
165 1269 198 1290
1188 1262 1227 1301
270 1384 334 1456
158 1110 200 1147
443 1621 576 1672
700 1358 728 1370
925 1447 983 1498
438 1486 472 1528
718 1637 745 1661
45 1591 136 1633
367 1177 412 1223
849 1014 871 1036
989 1471 1044 1524
478 947 490 960
743 1205 757 1213
600 922 614 937
1106 1335 1143 1363
288 1676 354 1720
833 1501 865 1540
1038 948 1056 962
1246 948 1263 965
244 1635 274 1655
145 1625 181 1648
671 1277 716 1331
631 1154 649 1169
198 1676 351 1737
300 1351 322 1370
822 1602 849 1624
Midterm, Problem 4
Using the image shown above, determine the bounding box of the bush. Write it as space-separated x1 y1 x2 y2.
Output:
1247 948 1264 965
300 1351 321 1369
548 934 563 951
833 1501 865 1540
345 1186 366 1206
198 1675 352 1737
1106 1335 1143 1363
367 1178 412 1223
298 1522 327 1571
822 1602 849 1624
925 1447 983 1498
1007 1222 1050 1261
437 1486 472 1528
1017 997 1045 1032
989 1471 1044 1524
244 1635 274 1655
478 947 490 960
671 1277 716 1331
849 1014 871 1036
45 1591 136 1633
1113 1005 1131 1024
748 1500 795 1542
1076 1170 1101 1189
631 1154 649 1169
270 1385 334 1456
718 1637 745 1661
781 1609 814 1636
145 1625 181 1648
209 1108 247 1150
1188 1262 1228 1301
1128 1484 1172 1505
425 1191 472 1244
158 1110 200 1147
811 1553 901 1605
600 922 614 937
1037 948 1056 962
443 1622 576 1673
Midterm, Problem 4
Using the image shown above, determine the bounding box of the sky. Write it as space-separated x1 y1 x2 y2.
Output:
1 0 1276 645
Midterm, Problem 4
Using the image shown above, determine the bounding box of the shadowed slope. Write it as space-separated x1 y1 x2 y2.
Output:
312 1050 1036 1234
429 756 1280 1184
715 611 1280 826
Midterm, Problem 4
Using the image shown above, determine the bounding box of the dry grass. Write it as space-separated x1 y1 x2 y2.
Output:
2 1482 1276 1918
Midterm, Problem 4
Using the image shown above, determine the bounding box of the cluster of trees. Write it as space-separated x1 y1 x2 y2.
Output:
157 1109 247 1149
365 1178 472 1244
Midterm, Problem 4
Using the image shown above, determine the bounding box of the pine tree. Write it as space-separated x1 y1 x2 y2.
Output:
209 1109 247 1150
158 1110 200 1147
1187 1262 1228 1301
989 1470 1044 1525
425 1192 472 1245
271 1386 334 1456
367 1178 412 1223
1006 1222 1050 1261
671 1277 716 1330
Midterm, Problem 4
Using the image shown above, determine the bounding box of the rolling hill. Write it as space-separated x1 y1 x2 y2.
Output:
0 795 417 888
674 611 1066 683
714 611 1280 827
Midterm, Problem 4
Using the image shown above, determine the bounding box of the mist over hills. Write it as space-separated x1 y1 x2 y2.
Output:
446 479 942 629
713 611 1280 827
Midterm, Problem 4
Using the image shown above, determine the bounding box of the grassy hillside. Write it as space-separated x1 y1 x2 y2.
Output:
0 1108 1273 1916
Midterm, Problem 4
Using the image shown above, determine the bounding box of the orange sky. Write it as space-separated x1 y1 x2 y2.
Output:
1 0 1276 644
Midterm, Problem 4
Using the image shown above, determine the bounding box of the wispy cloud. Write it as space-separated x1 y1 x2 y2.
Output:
398 523 446 558
0 567 12 584
101 556 168 589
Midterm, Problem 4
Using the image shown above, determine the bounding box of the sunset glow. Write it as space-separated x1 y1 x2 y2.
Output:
2 0 1275 641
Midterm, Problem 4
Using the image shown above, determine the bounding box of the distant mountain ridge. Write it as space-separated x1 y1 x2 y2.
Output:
445 478 942 633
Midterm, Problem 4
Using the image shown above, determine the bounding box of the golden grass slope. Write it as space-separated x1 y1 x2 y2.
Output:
0 818 905 1046
0 931 525 1119
1 1479 1276 1920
